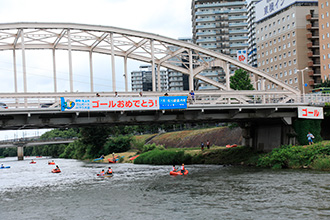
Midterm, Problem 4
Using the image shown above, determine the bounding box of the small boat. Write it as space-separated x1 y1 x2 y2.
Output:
226 144 238 148
97 173 113 178
30 161 36 164
129 155 140 161
170 169 189 176
0 166 10 169
36 156 42 158
51 169 61 173
48 162 55 165
108 158 118 163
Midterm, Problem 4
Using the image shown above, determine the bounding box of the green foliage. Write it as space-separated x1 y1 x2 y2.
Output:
80 126 111 158
103 135 132 155
257 143 330 169
230 69 254 90
310 155 330 170
141 143 165 153
293 119 322 145
130 137 145 152
198 146 259 165
134 149 192 165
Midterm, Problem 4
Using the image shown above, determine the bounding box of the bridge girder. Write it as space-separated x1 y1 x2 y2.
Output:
0 22 299 95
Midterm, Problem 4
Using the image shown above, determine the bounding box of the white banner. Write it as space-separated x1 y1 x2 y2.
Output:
298 106 324 119
61 97 159 111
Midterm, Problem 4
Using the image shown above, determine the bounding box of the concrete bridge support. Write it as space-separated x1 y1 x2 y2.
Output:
17 146 24 160
240 118 297 152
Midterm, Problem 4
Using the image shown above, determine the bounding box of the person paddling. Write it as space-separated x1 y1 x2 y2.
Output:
107 167 112 174
100 169 105 176
55 165 60 171
181 163 185 174
172 165 177 172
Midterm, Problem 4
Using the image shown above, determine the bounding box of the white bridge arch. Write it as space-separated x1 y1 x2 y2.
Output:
0 22 299 100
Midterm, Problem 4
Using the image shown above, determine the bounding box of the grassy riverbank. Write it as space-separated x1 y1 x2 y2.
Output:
106 141 330 171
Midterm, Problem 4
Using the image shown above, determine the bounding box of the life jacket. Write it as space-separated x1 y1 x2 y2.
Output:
108 169 112 174
172 167 176 171
181 165 184 170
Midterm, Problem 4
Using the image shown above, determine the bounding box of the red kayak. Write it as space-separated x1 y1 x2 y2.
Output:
129 155 140 161
30 162 36 164
226 144 238 148
108 158 117 163
170 169 189 175
48 162 55 165
51 169 61 173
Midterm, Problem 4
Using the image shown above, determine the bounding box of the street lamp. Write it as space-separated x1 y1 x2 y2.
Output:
297 67 309 98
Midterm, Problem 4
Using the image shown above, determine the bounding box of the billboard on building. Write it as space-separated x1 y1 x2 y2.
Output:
255 0 318 22
237 50 247 64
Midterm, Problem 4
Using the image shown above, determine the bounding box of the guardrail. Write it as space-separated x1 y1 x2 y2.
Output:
0 91 329 110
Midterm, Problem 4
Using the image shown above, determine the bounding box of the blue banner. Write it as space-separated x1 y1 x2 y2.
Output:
159 96 187 110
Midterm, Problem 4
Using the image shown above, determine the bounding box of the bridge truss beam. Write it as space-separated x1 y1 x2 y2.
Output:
0 22 300 97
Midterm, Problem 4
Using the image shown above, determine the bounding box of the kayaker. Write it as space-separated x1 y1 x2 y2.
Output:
1 164 4 168
100 169 105 176
172 165 177 172
54 165 60 172
31 159 34 163
181 163 185 174
107 167 112 174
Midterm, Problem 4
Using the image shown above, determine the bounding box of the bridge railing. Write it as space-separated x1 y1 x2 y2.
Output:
0 92 329 110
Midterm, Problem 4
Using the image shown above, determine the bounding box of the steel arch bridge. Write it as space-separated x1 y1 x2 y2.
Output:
0 22 299 99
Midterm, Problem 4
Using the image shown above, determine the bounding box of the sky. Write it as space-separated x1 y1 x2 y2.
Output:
0 0 192 140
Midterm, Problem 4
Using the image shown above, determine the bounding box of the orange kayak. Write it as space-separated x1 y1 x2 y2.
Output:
48 162 55 165
170 169 189 175
51 169 61 173
129 155 140 161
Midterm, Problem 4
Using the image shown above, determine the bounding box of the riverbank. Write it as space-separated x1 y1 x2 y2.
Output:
96 141 330 171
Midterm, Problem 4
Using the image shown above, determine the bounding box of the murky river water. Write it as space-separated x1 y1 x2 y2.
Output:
1 157 330 220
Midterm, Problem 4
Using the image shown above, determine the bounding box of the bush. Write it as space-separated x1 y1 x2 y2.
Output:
310 155 330 170
257 143 330 169
141 143 165 153
103 135 132 155
134 149 192 165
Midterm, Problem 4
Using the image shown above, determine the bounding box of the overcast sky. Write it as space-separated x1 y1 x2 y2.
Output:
0 0 192 140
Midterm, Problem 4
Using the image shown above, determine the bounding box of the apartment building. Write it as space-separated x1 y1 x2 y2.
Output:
319 0 330 81
255 0 318 93
131 65 169 92
191 0 249 90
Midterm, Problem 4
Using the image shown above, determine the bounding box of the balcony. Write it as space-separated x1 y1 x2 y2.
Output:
306 32 312 38
306 14 319 20
306 23 312 29
309 80 314 86
308 61 314 67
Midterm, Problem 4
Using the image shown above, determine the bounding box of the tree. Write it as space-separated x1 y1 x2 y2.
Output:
230 69 254 90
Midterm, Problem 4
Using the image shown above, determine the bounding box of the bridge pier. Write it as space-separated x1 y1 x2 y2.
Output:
17 146 24 160
239 118 296 152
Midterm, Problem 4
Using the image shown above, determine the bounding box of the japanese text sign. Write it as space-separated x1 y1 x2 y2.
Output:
159 96 187 110
255 0 317 22
298 106 323 119
60 97 159 111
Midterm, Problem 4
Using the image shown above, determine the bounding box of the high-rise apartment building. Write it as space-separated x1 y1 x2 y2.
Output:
191 0 249 90
247 0 259 68
255 0 318 93
319 0 330 81
131 65 169 92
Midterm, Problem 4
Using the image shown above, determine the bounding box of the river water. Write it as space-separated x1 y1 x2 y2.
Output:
1 157 330 220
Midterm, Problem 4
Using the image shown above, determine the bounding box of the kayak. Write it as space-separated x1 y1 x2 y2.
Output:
226 144 238 148
93 158 104 161
170 169 189 175
129 155 140 161
51 169 61 173
0 166 10 169
30 162 36 164
97 173 113 178
108 158 118 163
48 162 55 165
